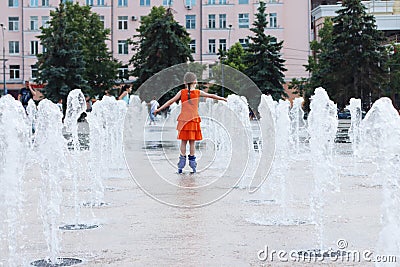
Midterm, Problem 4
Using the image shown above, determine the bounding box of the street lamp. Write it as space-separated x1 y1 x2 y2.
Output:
221 25 232 97
228 24 232 48
221 54 227 97
0 23 6 96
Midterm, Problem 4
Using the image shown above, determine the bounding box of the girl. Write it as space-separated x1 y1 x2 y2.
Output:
118 84 132 104
154 72 227 173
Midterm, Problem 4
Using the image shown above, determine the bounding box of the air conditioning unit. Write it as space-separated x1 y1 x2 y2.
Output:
185 5 192 9
131 16 137 21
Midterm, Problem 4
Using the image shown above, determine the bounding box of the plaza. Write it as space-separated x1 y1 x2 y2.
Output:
1 88 399 266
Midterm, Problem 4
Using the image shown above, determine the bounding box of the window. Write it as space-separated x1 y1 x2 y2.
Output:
10 65 20 80
42 0 49 6
208 39 216 54
118 65 129 80
118 0 127 6
9 41 19 54
30 41 39 55
140 0 150 6
189 40 196 53
208 0 215 4
30 0 38 7
269 13 277 28
97 0 105 5
219 39 226 51
220 0 226 4
42 16 49 29
42 45 47 53
208 14 216 29
238 0 248 4
239 38 249 48
219 14 226 28
238 13 249 28
8 17 19 32
185 0 195 7
99 16 105 28
185 15 196 29
30 16 39 31
31 65 38 79
86 0 94 5
118 16 128 30
163 0 173 6
118 40 128 54
9 0 18 7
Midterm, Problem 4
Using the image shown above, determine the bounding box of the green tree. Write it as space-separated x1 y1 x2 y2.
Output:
129 7 194 103
37 2 88 114
209 43 250 97
329 0 386 109
243 1 287 102
307 18 335 92
385 44 400 109
289 18 335 111
224 42 249 72
62 2 120 98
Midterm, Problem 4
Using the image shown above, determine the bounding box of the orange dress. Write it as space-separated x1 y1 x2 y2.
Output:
177 89 203 140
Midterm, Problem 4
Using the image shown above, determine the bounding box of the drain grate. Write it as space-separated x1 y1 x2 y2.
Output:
81 202 109 208
31 258 82 267
59 224 98 230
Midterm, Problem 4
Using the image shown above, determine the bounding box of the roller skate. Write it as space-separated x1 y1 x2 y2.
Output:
188 155 197 174
177 155 186 174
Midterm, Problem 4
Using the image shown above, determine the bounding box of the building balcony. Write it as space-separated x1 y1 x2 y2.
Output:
312 1 400 32
312 1 397 19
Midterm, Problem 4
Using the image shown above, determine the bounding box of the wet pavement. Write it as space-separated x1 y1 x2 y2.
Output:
0 124 390 266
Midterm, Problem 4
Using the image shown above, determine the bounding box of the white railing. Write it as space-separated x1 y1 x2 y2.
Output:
363 0 394 14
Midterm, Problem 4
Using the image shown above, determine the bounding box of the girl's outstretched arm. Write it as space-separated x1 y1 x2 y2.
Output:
118 91 127 100
199 91 227 102
154 91 181 114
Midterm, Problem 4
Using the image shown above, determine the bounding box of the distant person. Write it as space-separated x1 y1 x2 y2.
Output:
118 84 132 105
32 86 45 106
85 95 93 112
249 109 255 120
154 72 226 174
104 89 112 97
56 99 63 113
149 97 160 125
18 81 36 109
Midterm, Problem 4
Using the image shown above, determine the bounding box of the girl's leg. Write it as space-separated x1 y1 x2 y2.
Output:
180 140 188 156
189 140 195 156
178 140 188 173
188 140 197 173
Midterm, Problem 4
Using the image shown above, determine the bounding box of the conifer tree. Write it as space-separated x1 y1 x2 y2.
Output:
329 0 386 109
243 1 287 101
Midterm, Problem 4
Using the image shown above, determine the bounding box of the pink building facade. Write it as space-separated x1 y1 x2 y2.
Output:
0 0 311 92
